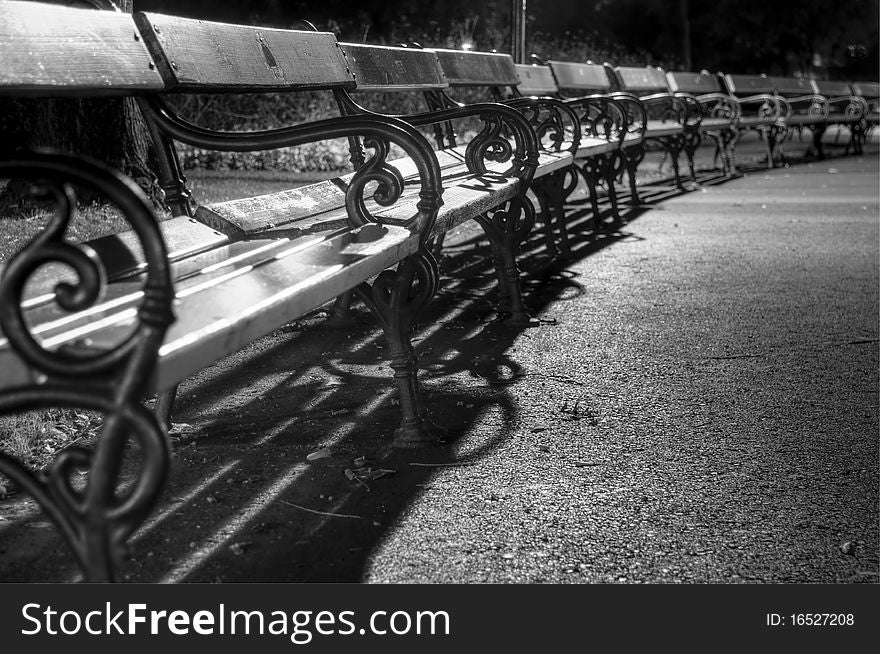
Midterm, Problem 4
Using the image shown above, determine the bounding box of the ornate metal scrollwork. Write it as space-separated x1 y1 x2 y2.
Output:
0 149 175 581
352 250 444 447
505 97 581 154
465 113 513 174
139 96 444 243
345 136 406 228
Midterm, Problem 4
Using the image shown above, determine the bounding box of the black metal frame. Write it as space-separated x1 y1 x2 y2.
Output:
0 149 175 581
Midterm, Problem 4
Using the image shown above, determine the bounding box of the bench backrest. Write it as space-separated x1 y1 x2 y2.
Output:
852 81 880 99
722 74 775 96
666 71 723 95
515 64 558 96
811 79 855 97
770 76 814 97
134 12 354 92
613 66 671 94
430 48 520 88
338 43 447 92
614 66 669 95
547 61 614 94
0 0 163 95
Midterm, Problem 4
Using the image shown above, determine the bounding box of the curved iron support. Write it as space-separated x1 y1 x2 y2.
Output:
474 196 538 326
0 150 175 581
352 250 445 448
138 97 444 244
504 96 582 154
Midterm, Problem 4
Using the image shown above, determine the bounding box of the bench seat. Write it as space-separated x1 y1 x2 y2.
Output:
0 221 417 394
197 147 572 241
644 119 685 138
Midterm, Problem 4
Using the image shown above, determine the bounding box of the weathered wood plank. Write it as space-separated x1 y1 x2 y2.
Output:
134 12 354 91
811 80 853 97
4 216 229 312
0 225 419 393
644 120 682 137
0 0 163 94
666 71 722 94
4 238 298 344
724 74 775 96
515 64 558 96
614 66 669 93
432 49 520 87
547 61 612 92
340 43 447 91
198 145 569 239
853 82 880 98
771 77 814 97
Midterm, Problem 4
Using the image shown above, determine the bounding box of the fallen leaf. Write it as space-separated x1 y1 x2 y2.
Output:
306 447 332 462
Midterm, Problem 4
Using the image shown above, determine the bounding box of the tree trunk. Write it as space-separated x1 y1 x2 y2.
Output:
0 0 161 204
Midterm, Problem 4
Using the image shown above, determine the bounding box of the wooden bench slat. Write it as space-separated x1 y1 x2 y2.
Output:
3 216 228 312
547 61 613 92
339 43 447 91
724 74 774 95
813 80 854 97
0 224 418 393
615 66 669 93
198 147 571 240
431 49 520 87
853 82 880 98
515 64 558 96
666 71 722 94
644 120 683 137
0 0 163 94
771 77 814 96
134 12 355 91
8 239 298 343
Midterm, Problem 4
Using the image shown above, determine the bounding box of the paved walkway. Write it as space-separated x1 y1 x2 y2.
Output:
1 137 877 583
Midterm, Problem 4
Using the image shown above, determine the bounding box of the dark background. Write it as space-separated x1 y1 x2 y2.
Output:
136 0 879 79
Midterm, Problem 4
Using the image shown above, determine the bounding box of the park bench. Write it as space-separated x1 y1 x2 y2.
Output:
665 70 741 174
349 46 624 256
852 81 879 138
510 61 634 245
807 79 867 156
542 60 655 206
326 41 549 319
0 1 470 581
412 47 582 254
607 65 704 189
719 74 792 168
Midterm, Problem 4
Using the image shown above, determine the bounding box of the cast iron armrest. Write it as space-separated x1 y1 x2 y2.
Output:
139 96 444 245
503 96 583 154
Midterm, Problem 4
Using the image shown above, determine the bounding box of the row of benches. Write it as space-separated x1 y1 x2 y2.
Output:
0 0 876 580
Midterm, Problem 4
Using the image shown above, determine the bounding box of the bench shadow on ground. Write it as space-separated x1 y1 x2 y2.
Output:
0 144 852 582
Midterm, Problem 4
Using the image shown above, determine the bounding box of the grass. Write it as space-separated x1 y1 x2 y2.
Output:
0 409 103 498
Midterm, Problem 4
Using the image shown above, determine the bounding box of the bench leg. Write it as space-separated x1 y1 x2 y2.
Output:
155 385 178 431
602 152 624 224
475 197 537 326
657 136 684 189
850 121 865 155
723 127 739 175
529 178 558 257
622 144 645 206
683 128 702 184
811 124 827 160
354 252 445 448
578 157 603 225
327 290 356 325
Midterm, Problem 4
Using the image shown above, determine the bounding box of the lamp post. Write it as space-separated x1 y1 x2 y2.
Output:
512 0 526 64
